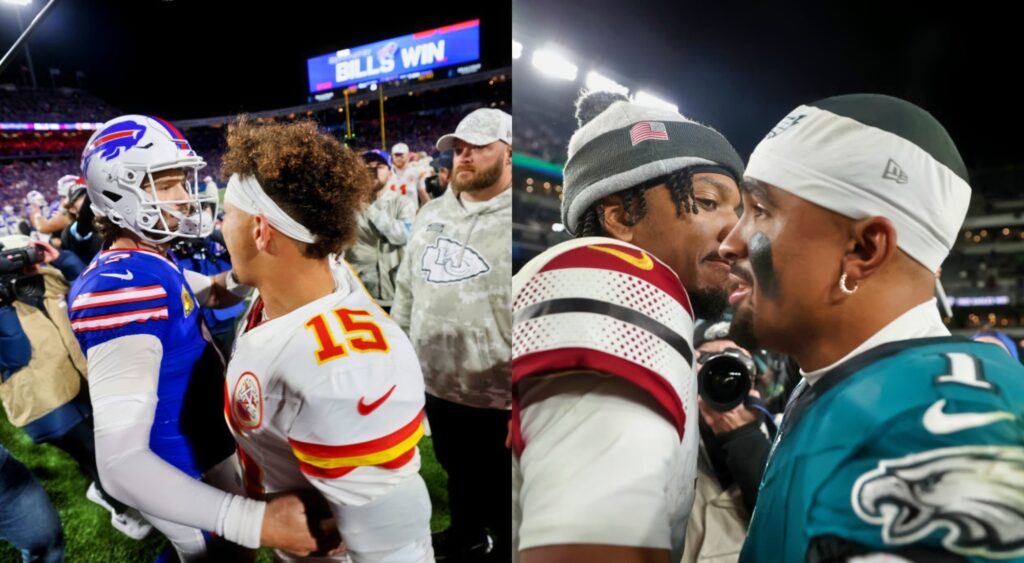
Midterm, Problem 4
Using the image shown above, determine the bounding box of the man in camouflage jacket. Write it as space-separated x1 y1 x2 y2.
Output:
392 108 512 563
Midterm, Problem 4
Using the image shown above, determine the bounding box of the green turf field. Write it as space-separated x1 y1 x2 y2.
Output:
0 413 449 562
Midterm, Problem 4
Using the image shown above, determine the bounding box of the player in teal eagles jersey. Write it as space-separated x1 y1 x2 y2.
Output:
719 93 1024 562
750 339 1023 562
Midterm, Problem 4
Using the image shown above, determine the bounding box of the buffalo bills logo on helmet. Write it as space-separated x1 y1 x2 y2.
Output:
149 115 194 154
82 120 148 172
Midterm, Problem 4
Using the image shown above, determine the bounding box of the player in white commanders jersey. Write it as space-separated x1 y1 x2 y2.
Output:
219 118 433 562
512 91 746 563
385 143 430 210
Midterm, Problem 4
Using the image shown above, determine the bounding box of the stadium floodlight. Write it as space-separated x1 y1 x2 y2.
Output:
512 40 523 60
585 70 628 96
532 48 578 81
551 223 566 233
635 90 678 113
0 0 32 6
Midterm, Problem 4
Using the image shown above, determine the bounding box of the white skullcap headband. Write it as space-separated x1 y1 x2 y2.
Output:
224 173 315 244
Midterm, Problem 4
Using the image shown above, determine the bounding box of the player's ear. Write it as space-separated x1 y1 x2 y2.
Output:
253 214 271 252
600 194 635 243
843 216 896 283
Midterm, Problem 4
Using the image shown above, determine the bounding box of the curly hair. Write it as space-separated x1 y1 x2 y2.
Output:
577 167 698 237
221 116 374 259
93 214 122 243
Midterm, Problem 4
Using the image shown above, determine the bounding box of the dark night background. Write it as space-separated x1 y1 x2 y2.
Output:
513 0 1020 170
0 0 511 118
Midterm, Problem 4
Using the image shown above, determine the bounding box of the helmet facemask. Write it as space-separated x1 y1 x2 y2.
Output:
104 159 218 245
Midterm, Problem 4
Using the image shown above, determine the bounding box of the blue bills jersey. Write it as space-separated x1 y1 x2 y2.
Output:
68 247 233 479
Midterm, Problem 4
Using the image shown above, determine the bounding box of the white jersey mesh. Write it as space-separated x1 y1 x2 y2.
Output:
513 266 694 338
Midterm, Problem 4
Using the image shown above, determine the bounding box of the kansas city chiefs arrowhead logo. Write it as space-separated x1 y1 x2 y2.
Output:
232 372 263 430
421 236 490 284
853 446 1024 558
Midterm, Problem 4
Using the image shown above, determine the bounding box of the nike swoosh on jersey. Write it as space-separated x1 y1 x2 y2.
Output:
922 399 1015 435
99 270 134 281
358 384 397 416
588 245 654 270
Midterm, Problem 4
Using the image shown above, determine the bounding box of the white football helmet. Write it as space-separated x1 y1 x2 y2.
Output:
25 190 46 208
81 115 217 244
56 174 85 200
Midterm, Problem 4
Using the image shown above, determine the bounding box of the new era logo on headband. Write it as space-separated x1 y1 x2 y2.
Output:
630 121 669 146
883 159 909 184
765 113 807 139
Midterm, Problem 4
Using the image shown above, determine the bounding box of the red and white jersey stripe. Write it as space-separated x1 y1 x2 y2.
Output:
511 236 697 453
70 305 170 333
70 284 168 311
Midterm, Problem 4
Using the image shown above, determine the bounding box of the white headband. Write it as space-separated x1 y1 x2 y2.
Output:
746 105 971 273
224 173 316 244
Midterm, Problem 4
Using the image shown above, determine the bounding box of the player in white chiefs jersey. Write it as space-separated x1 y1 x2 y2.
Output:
385 143 430 211
219 118 433 562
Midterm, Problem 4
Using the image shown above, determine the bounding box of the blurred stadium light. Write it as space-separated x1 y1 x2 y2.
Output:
585 70 629 96
634 90 678 112
532 48 578 81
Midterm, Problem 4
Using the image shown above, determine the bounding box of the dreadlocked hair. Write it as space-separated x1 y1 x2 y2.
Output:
575 166 699 237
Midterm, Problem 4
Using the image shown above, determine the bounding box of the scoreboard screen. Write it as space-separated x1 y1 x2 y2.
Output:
307 19 481 93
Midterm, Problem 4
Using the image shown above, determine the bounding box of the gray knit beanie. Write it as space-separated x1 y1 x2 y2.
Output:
562 91 745 235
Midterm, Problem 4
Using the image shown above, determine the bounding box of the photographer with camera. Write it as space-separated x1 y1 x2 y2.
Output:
683 319 774 563
0 235 152 540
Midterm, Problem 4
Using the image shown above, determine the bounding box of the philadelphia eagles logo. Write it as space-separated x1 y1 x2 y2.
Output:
420 236 490 284
852 446 1024 558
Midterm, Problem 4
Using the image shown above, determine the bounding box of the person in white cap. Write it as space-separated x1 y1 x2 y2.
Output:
720 94 1024 562
386 142 431 211
392 106 513 562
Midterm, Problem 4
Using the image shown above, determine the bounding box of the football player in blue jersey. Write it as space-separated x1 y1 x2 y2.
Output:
720 94 1024 562
68 114 322 561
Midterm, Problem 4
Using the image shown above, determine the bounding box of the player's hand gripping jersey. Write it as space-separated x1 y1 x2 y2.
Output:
510 237 699 561
226 259 432 563
741 338 1024 563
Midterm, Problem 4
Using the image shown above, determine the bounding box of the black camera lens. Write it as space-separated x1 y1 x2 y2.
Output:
698 353 753 411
